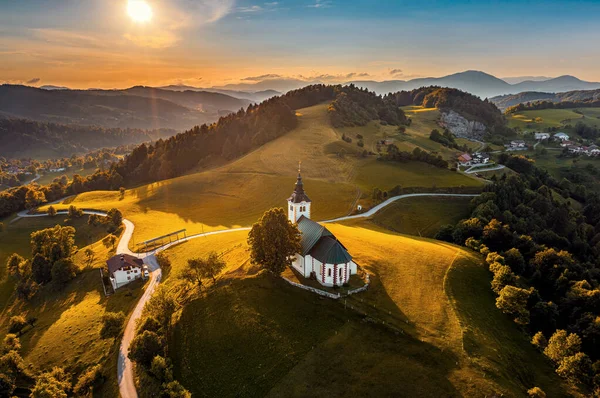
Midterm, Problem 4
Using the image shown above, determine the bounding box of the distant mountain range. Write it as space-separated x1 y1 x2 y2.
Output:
206 71 600 100
0 85 252 130
158 85 280 103
490 89 600 110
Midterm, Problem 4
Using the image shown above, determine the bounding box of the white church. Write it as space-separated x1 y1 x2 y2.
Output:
287 167 358 287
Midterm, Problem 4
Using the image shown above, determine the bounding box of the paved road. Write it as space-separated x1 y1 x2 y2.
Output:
14 191 480 397
464 164 506 174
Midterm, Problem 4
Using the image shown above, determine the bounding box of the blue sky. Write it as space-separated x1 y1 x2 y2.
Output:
1 0 599 88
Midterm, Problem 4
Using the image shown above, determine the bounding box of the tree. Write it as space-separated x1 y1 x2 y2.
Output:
102 234 117 251
556 352 592 384
0 372 15 397
490 265 517 294
100 312 125 339
162 380 192 398
8 316 27 335
504 248 525 274
2 334 21 353
247 208 301 275
155 252 171 269
544 330 582 364
185 252 226 286
51 258 77 286
128 330 163 368
67 205 83 219
496 285 531 325
527 387 546 398
31 254 52 284
25 188 46 210
47 205 57 217
107 208 123 228
119 187 126 200
84 248 95 267
144 286 177 333
532 332 548 351
31 367 71 398
73 364 104 396
150 355 173 383
30 225 76 263
6 253 24 278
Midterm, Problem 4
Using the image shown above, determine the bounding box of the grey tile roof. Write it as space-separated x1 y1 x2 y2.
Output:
296 216 353 264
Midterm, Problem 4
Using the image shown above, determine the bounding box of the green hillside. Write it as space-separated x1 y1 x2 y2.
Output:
162 224 573 397
508 107 600 130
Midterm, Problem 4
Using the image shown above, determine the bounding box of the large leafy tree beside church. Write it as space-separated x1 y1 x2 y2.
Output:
248 208 301 275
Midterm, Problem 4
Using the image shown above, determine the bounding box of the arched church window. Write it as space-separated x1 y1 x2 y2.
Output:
327 268 331 277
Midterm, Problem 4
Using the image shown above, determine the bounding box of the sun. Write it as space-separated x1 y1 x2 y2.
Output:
127 0 153 23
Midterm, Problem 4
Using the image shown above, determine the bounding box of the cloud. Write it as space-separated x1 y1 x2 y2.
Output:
345 72 370 79
237 5 263 13
27 77 41 84
308 0 332 8
389 68 403 76
32 28 106 49
242 74 282 81
236 2 280 15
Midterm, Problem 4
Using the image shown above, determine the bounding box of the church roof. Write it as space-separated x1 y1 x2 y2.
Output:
288 172 311 204
296 215 353 264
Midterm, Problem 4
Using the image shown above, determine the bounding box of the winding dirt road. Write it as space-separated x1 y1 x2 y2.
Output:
15 192 479 397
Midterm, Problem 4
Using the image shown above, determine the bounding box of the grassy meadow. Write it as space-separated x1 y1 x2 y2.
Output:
367 195 473 237
508 107 600 131
35 167 97 186
160 222 573 397
40 103 482 249
0 216 141 397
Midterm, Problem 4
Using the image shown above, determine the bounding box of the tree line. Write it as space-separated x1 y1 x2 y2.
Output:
0 117 176 158
436 153 600 392
505 100 600 115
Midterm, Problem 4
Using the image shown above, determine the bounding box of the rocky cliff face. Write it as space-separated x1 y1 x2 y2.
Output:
439 110 486 141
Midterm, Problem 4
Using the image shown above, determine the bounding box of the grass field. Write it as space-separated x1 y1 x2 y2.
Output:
0 217 140 396
35 167 97 186
164 224 573 397
508 107 600 131
368 196 473 237
40 104 482 248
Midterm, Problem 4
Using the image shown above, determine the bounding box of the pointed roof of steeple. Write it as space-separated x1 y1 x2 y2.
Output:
287 161 311 203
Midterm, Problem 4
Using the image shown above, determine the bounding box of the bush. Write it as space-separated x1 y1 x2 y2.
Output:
155 252 171 269
137 316 162 334
531 332 547 351
128 331 163 368
150 355 173 382
8 315 27 335
31 367 71 398
2 334 21 353
73 364 105 395
556 352 592 384
544 330 581 364
527 387 546 398
162 380 192 398
100 312 125 339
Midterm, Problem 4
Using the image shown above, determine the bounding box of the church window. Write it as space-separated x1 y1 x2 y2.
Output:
327 268 331 277
339 268 342 278
290 205 293 211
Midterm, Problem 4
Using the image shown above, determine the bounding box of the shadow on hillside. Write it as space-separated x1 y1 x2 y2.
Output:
171 272 462 397
445 252 575 397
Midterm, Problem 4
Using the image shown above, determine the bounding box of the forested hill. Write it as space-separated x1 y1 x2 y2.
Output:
0 85 250 130
492 89 600 110
386 87 506 129
0 118 176 159
0 84 408 217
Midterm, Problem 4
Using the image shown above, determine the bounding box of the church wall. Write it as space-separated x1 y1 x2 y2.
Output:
291 254 304 275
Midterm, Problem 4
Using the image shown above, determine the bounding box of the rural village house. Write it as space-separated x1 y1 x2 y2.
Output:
107 253 144 290
288 168 357 287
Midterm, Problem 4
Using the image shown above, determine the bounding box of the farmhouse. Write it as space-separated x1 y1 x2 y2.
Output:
554 132 570 141
510 140 526 148
535 133 550 140
288 168 357 287
472 152 490 164
458 153 472 166
107 253 144 290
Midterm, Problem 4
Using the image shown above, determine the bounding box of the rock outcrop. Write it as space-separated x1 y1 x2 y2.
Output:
439 110 486 141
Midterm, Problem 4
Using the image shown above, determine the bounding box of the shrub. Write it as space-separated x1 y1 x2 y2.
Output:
8 315 27 335
128 331 163 368
2 334 21 353
73 364 105 395
496 285 531 325
527 387 546 398
531 332 547 351
31 367 71 398
100 312 125 339
162 380 192 398
136 316 162 334
150 355 173 383
155 252 171 269
556 352 592 384
544 330 581 364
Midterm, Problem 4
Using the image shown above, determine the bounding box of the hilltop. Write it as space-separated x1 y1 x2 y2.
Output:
0 85 251 130
492 88 600 110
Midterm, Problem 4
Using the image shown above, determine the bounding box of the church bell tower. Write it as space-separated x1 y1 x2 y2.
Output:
287 162 311 223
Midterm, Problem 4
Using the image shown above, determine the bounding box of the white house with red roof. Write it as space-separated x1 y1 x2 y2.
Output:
287 166 357 287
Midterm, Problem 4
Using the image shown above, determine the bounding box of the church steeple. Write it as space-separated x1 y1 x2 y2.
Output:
287 162 311 223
